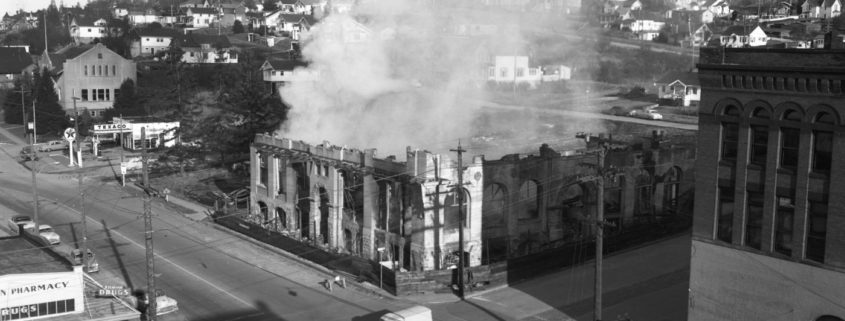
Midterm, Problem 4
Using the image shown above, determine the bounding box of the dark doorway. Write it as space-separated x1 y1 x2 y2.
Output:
319 187 330 244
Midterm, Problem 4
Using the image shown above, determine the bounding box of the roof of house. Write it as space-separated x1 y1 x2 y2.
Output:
71 15 107 26
132 27 182 38
0 47 33 74
189 7 219 15
279 13 317 25
720 25 753 35
655 71 700 86
264 58 308 70
280 0 304 4
178 33 232 48
47 45 94 73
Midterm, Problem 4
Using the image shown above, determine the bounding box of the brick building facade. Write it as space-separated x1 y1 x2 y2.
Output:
690 47 845 320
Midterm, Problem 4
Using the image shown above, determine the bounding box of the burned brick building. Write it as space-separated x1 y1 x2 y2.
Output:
481 132 696 262
249 134 484 271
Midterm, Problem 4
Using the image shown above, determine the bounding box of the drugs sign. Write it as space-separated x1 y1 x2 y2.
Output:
96 285 129 297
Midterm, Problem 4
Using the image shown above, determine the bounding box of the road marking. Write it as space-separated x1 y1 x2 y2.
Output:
54 201 255 308
108 227 254 307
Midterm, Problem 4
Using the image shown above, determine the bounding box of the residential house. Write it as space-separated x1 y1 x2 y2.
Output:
177 33 238 63
622 13 666 40
692 23 713 46
488 55 543 88
271 14 316 40
719 25 769 47
654 71 700 106
54 44 137 117
218 5 247 27
180 0 212 9
69 17 108 44
278 0 313 14
702 0 731 16
541 65 572 82
825 0 842 18
113 6 129 18
0 47 35 89
187 7 219 28
127 8 161 25
260 59 314 93
129 27 181 57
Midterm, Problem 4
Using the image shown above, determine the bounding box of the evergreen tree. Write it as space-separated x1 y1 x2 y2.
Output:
263 0 278 11
103 79 145 120
32 68 70 136
2 78 31 125
232 20 245 34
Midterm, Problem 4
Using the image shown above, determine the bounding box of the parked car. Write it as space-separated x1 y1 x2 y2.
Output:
628 109 663 120
29 224 61 245
381 306 432 321
129 289 179 317
72 249 99 273
19 145 39 160
604 106 631 116
7 215 34 233
38 140 68 152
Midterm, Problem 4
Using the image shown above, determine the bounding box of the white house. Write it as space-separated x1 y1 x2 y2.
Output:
260 59 316 93
278 0 313 14
178 34 238 64
624 18 666 40
127 8 160 25
54 44 137 118
488 55 543 88
655 71 700 106
187 7 219 28
720 25 769 47
129 27 180 57
69 17 107 44
825 0 842 18
703 0 731 16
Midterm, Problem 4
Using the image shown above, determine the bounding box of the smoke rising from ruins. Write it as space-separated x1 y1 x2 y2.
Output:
279 1 602 159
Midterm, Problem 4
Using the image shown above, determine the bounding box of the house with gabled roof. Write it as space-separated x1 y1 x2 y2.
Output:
260 58 314 93
655 71 700 106
218 5 247 27
127 8 161 25
69 17 108 44
54 44 137 118
187 7 220 28
176 33 238 63
701 0 731 16
824 0 842 17
129 27 182 57
718 25 769 47
273 14 317 40
0 47 35 89
180 0 212 9
277 0 314 14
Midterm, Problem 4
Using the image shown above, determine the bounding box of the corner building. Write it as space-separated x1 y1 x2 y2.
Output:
691 48 845 320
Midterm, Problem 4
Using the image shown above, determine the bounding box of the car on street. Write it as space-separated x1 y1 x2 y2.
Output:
128 289 179 317
72 249 100 272
7 215 35 233
603 106 631 116
628 109 663 120
19 146 39 160
30 224 61 245
38 140 68 152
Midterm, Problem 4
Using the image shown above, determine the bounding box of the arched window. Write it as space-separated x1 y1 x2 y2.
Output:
518 180 541 219
635 171 653 217
813 112 834 173
721 105 740 161
780 109 802 169
750 108 770 166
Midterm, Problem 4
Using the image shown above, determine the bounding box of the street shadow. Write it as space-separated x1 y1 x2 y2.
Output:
350 309 390 321
464 300 508 321
102 219 134 290
188 301 288 321
68 221 79 246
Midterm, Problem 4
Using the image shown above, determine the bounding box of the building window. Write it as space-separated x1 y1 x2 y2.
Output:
98 65 102 76
84 65 88 76
499 67 508 78
806 200 827 263
775 195 795 256
90 110 96 117
97 52 102 59
112 65 116 76
105 89 111 101
97 89 105 101
745 191 763 250
259 153 268 186
276 157 285 194
81 89 88 101
780 128 800 169
529 68 538 76
813 130 833 173
516 67 524 77
721 123 739 161
518 180 540 219
663 168 680 215
635 173 653 216
717 186 734 243
750 125 768 166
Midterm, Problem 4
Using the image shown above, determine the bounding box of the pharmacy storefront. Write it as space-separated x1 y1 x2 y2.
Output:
0 271 84 320
93 119 180 151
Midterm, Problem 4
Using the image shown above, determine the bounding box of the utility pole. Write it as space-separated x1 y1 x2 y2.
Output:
15 87 27 127
29 99 40 232
450 141 466 300
72 97 88 271
120 115 125 186
575 132 623 321
142 127 157 320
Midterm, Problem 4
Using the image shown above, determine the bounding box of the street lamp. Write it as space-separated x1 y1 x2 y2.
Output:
377 247 385 290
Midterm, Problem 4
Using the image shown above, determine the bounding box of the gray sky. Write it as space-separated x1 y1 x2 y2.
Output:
5 0 90 16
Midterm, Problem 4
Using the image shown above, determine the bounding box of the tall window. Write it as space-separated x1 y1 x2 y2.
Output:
745 191 763 250
717 186 734 243
98 65 102 76
81 89 88 101
780 128 800 169
112 65 116 76
813 130 833 173
499 67 508 78
276 157 285 194
635 173 653 216
516 67 524 77
750 125 768 165
518 180 540 219
806 200 828 263
259 153 268 186
663 168 680 215
775 195 795 256
97 89 105 101
721 105 739 160
84 65 88 76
